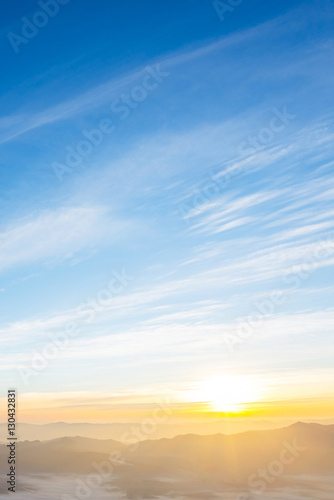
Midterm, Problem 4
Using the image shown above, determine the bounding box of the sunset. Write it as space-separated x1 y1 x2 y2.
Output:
1 0 334 498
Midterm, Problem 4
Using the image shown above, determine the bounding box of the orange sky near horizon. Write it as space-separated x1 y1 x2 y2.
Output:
1 393 334 424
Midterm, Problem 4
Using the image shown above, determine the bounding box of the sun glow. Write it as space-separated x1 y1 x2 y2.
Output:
188 374 262 413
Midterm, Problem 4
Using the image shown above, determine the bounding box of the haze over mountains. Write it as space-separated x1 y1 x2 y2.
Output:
1 422 333 499
0 419 291 443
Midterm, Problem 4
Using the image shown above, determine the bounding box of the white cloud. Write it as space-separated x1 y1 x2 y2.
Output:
0 206 124 274
1 5 329 146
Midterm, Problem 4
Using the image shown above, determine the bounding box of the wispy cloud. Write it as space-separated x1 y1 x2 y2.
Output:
1 5 332 145
0 206 125 274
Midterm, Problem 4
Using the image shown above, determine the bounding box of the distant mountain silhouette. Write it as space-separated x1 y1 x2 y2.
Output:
1 422 333 480
128 422 334 477
0 418 288 442
0 436 125 474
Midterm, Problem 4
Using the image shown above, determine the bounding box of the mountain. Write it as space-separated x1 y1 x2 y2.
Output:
128 422 334 477
1 422 334 497
0 436 125 474
0 419 289 442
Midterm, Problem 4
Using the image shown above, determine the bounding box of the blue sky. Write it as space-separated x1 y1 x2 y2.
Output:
0 0 334 420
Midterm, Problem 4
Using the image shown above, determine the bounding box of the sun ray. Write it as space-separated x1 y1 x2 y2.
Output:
187 375 262 414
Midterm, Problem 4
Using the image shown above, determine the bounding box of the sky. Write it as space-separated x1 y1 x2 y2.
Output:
0 0 334 423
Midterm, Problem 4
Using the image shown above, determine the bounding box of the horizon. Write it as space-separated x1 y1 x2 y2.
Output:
0 420 334 447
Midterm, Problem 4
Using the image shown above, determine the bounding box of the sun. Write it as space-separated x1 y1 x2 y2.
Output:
188 374 262 413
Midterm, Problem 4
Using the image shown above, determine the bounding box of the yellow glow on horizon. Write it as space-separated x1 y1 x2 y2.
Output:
1 391 334 423
187 375 262 413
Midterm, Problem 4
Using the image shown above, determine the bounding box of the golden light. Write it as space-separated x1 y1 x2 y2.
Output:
188 374 262 413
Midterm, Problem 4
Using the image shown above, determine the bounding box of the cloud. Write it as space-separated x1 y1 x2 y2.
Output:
0 206 124 274
1 4 331 145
